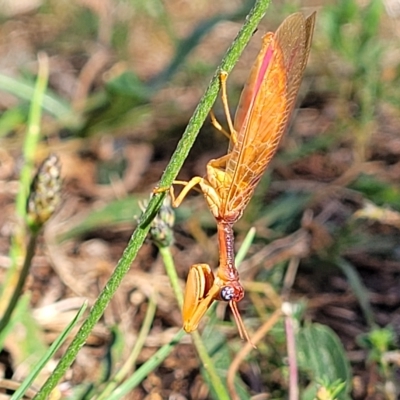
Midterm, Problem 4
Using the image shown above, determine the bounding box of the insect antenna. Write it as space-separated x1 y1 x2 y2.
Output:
229 300 255 348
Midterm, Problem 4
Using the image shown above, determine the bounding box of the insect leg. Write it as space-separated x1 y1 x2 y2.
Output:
210 110 231 140
183 274 221 332
170 177 204 208
183 263 216 332
153 177 203 208
220 71 238 145
207 153 231 169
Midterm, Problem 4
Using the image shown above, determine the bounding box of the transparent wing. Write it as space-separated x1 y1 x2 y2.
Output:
221 12 316 218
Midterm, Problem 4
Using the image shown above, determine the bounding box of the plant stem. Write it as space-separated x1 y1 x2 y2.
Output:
34 1 271 397
285 306 298 400
96 294 157 400
107 330 186 400
18 53 49 218
235 227 256 266
1 54 48 305
159 246 231 400
0 234 38 334
227 308 282 399
159 246 183 308
192 331 230 400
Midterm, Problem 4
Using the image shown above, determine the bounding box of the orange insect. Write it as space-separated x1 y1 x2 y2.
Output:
169 12 316 342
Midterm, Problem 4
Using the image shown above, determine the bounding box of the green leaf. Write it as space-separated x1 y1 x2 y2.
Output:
59 195 147 240
357 325 396 363
0 73 72 123
255 191 311 232
0 106 27 137
350 174 400 210
297 323 352 399
60 193 215 241
335 257 375 327
106 71 150 100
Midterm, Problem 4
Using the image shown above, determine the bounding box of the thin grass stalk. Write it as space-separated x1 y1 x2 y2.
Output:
96 294 157 400
285 306 299 400
10 302 87 400
0 73 69 119
106 329 185 400
159 246 184 308
33 1 271 397
0 236 37 335
235 227 256 266
17 53 49 218
282 257 301 400
1 153 61 334
159 246 230 400
227 308 283 400
1 54 49 304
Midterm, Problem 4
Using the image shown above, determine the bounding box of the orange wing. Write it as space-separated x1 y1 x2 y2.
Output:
220 12 316 219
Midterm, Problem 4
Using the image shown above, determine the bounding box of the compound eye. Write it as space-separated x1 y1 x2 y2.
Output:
220 286 235 302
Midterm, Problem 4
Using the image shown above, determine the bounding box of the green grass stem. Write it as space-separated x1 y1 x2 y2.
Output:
33 1 271 397
96 294 157 400
1 53 49 310
159 246 231 400
106 330 185 400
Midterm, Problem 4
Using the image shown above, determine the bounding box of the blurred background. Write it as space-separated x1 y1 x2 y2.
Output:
1 0 400 399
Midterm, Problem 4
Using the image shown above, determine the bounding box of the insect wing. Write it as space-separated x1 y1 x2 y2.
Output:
222 13 316 217
276 12 316 116
232 32 275 140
